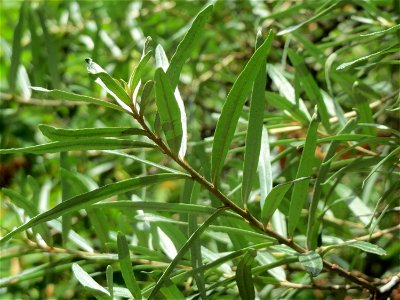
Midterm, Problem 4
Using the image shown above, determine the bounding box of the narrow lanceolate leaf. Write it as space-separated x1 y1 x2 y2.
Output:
343 241 386 256
211 36 275 184
288 111 319 237
31 87 125 112
0 138 155 154
117 233 142 300
242 30 274 207
37 8 60 88
236 249 257 300
287 50 330 131
148 208 226 299
265 92 309 124
72 263 110 296
336 47 399 70
155 45 187 159
363 146 400 187
39 125 147 141
261 181 295 224
106 265 114 299
9 2 26 93
187 182 206 299
86 58 133 112
307 117 358 249
277 0 340 35
167 4 213 89
258 127 273 205
61 152 73 246
139 80 155 115
298 251 323 277
0 173 189 245
2 189 51 245
352 82 375 137
128 44 152 94
155 44 169 71
154 68 183 156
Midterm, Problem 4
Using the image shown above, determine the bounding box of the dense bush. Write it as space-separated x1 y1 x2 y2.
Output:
1 1 399 299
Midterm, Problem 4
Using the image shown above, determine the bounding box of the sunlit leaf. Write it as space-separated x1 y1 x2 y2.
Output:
39 125 147 141
167 5 213 89
154 68 183 156
72 263 110 296
211 35 276 184
288 112 319 236
0 138 155 154
242 30 274 207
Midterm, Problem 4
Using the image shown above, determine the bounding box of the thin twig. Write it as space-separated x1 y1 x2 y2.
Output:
277 281 363 291
356 224 400 242
130 109 379 294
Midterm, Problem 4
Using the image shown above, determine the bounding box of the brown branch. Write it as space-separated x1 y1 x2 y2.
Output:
130 110 379 294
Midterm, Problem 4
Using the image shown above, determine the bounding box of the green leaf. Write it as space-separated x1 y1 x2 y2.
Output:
2 189 51 245
139 80 155 115
106 265 114 299
28 7 44 87
236 249 257 300
0 138 155 154
128 38 152 94
39 125 147 141
306 117 358 249
298 251 323 277
117 232 142 300
86 58 132 112
72 263 110 296
287 50 330 131
38 8 60 88
60 168 109 251
288 112 319 236
167 5 213 89
155 44 169 71
261 180 296 224
0 173 189 245
340 241 386 256
103 150 183 174
266 64 310 120
265 92 309 124
148 208 226 299
160 280 185 300
94 201 230 216
352 82 375 137
360 24 400 37
277 0 340 35
336 47 399 70
61 152 73 246
154 45 187 159
9 2 26 94
258 127 273 202
31 87 125 112
363 146 400 187
154 68 183 156
211 35 275 184
186 181 206 299
242 30 274 207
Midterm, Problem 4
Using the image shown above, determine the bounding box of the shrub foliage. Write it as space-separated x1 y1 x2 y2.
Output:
1 1 399 299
